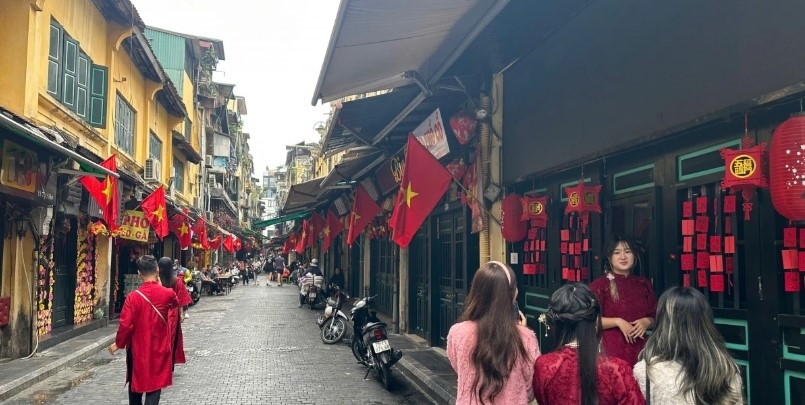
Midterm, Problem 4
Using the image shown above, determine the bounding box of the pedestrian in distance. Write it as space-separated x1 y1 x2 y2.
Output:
634 287 744 404
273 254 286 287
533 283 644 405
158 257 191 370
447 261 540 405
588 234 657 366
108 255 178 405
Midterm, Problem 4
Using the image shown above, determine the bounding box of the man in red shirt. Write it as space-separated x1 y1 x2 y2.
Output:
109 255 178 404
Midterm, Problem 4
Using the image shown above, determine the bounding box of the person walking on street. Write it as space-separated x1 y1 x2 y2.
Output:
273 254 286 287
157 257 191 370
108 255 178 405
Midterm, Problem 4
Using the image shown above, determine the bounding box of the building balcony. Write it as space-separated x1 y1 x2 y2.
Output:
209 187 238 216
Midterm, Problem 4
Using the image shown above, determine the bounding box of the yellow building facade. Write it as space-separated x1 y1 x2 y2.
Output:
0 0 200 359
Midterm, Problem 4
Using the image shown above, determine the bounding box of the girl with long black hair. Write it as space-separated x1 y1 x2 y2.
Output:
447 261 540 404
533 283 644 405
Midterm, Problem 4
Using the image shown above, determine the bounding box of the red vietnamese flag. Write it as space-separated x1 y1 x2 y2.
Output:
192 217 209 249
170 214 191 249
79 155 119 231
209 234 222 250
347 185 381 246
295 219 310 253
308 211 326 246
283 232 297 254
390 134 452 248
233 237 242 251
223 234 234 253
322 209 345 252
141 185 168 239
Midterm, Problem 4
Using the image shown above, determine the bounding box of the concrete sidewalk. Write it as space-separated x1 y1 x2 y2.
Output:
0 323 118 402
388 334 457 405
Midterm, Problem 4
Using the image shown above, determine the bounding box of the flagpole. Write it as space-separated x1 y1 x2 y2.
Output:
451 178 502 227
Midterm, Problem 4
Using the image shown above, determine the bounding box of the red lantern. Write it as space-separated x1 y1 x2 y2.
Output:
720 137 767 220
449 111 477 145
770 113 805 221
565 179 602 228
501 193 527 242
521 195 548 227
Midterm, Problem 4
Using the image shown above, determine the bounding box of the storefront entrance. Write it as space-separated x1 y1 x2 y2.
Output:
51 215 77 329
409 224 431 342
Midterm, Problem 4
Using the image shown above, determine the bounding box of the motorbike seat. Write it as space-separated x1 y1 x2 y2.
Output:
362 321 387 332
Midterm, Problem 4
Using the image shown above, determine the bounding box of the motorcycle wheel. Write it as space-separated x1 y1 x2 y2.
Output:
191 292 200 305
376 352 392 390
320 317 346 344
351 337 368 366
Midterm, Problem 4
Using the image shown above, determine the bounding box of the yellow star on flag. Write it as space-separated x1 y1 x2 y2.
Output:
404 182 419 207
153 205 164 222
179 222 189 236
323 226 331 236
101 179 114 204
351 212 361 225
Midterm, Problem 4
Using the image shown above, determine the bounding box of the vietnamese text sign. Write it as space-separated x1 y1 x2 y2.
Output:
118 210 151 242
411 108 450 159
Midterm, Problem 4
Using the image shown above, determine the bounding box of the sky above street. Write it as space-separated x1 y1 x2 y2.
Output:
133 0 339 179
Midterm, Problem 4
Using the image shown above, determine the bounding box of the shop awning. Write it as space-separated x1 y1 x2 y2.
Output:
311 0 510 105
252 211 311 230
0 112 119 178
319 148 386 189
321 86 421 156
282 177 336 215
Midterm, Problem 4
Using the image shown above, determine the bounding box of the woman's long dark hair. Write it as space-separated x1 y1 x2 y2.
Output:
458 261 527 404
545 283 601 405
640 287 743 404
158 257 176 288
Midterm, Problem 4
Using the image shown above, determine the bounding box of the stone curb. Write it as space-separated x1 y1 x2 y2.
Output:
395 351 456 405
0 331 117 402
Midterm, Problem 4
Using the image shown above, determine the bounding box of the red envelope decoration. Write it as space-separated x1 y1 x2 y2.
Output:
682 201 693 218
523 264 537 275
784 227 797 248
683 236 693 253
723 195 737 214
695 216 709 233
696 252 710 269
799 252 805 272
697 270 708 287
724 236 736 254
785 272 801 292
682 220 695 236
710 236 722 253
561 229 570 242
696 197 708 214
726 257 734 274
681 254 694 271
683 273 691 287
710 274 725 292
696 234 708 251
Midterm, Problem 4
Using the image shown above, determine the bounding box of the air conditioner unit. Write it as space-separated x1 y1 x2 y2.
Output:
205 155 213 168
144 158 161 182
208 174 217 188
333 196 349 216
360 177 380 201
206 211 214 222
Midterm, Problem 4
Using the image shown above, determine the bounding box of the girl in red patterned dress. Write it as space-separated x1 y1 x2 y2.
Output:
533 283 644 405
589 234 657 366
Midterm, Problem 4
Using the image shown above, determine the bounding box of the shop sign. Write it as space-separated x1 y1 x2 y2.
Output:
118 210 151 242
0 138 56 204
411 108 450 159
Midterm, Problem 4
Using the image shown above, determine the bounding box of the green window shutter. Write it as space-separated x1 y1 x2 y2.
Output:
47 20 62 99
62 35 79 111
76 52 90 120
89 64 108 128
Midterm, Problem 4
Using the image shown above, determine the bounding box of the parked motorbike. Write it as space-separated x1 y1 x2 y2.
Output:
188 270 201 305
318 285 349 344
349 295 403 390
299 274 325 309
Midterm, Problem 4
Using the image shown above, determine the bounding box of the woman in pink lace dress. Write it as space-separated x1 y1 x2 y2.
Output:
447 261 540 404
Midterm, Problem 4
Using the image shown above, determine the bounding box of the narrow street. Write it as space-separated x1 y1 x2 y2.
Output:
5 275 432 405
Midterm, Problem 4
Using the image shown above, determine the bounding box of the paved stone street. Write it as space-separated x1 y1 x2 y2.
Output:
6 275 433 404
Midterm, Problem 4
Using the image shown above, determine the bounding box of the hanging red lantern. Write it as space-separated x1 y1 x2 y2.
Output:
501 193 527 242
449 111 478 145
521 195 548 227
720 137 767 220
770 113 805 221
565 179 602 228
